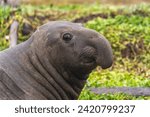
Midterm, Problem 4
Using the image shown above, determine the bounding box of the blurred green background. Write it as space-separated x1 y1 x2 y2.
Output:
22 0 150 5
0 0 150 99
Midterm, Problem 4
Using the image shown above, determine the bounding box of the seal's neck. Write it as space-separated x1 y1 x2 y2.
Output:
36 52 87 99
20 47 87 99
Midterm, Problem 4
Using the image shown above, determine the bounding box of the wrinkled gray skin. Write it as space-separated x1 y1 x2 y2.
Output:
0 21 113 100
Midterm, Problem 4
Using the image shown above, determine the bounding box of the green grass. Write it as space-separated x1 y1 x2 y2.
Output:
79 69 150 100
0 6 12 50
87 70 150 87
0 3 150 99
86 15 150 47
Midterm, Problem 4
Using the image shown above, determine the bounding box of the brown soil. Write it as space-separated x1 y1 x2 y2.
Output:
121 40 145 59
73 12 116 23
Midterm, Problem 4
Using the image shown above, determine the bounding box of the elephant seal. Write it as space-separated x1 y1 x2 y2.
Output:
0 21 113 100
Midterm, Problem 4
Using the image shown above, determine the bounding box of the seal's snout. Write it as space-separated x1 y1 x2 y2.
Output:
96 56 113 69
95 37 113 69
79 36 113 69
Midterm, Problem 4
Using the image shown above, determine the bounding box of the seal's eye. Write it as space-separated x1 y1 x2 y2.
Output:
62 33 73 42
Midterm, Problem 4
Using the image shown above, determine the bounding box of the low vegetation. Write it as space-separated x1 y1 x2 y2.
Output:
0 3 150 99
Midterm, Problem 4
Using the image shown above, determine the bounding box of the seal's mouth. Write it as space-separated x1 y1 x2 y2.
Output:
80 56 96 69
80 56 96 67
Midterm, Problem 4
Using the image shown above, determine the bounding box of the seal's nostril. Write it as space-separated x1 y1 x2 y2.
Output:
80 46 96 58
79 46 97 66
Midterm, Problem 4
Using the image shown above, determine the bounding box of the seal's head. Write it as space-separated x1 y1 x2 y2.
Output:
31 21 113 79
